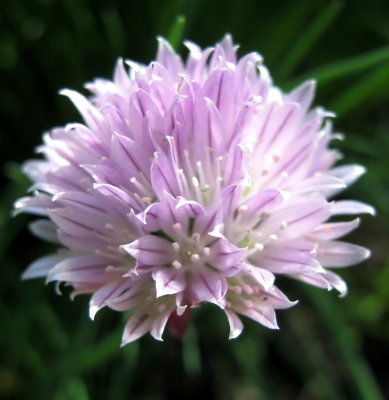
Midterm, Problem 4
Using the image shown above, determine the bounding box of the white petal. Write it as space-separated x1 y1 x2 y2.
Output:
317 240 371 267
22 253 66 280
331 200 375 216
224 308 243 339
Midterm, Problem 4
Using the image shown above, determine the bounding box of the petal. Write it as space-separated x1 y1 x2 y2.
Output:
14 194 52 217
331 200 375 216
207 239 246 270
121 235 174 265
121 309 153 346
261 197 331 239
29 219 59 244
108 280 150 311
322 270 348 297
150 305 175 341
22 252 67 280
239 189 286 228
287 80 316 113
241 264 275 290
329 164 366 187
224 308 244 339
150 151 180 198
294 175 346 194
156 37 184 76
291 271 332 290
89 279 132 320
47 254 113 283
111 133 151 178
317 240 371 267
189 270 227 306
310 219 360 240
152 269 186 297
251 239 322 274
265 286 298 309
60 89 103 130
238 305 279 329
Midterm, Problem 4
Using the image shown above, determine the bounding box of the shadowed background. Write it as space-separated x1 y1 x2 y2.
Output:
1 0 388 399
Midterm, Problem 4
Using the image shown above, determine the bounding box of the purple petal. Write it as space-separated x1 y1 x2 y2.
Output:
251 239 321 274
286 80 316 113
22 252 67 280
238 305 279 330
311 219 360 240
261 197 331 239
322 270 348 297
89 279 132 320
152 269 186 297
29 219 59 243
47 254 114 283
317 240 371 267
111 133 151 178
224 308 243 339
121 308 153 345
331 200 376 216
156 37 184 77
189 270 227 306
60 89 103 130
291 271 332 290
294 175 346 194
329 164 366 187
265 286 298 309
14 194 52 217
241 264 275 290
122 235 174 265
238 189 286 228
150 305 175 341
150 151 180 198
208 239 246 270
108 280 150 311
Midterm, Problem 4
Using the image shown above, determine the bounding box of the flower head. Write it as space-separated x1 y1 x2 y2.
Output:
15 35 374 344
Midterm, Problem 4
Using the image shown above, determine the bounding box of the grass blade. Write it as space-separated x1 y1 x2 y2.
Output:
277 1 343 80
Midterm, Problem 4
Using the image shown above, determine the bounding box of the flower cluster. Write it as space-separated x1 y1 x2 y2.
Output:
15 36 374 344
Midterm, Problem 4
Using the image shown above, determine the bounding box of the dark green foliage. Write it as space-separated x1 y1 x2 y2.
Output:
1 0 388 399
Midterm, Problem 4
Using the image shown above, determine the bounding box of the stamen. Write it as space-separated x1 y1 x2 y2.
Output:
243 284 254 295
244 299 254 308
238 205 248 214
172 260 182 269
190 253 200 263
281 171 289 178
172 223 182 232
272 152 281 162
232 286 242 295
105 223 115 230
130 176 150 196
158 304 167 312
172 242 180 251
203 247 210 256
280 220 288 229
269 234 278 241
176 168 190 197
192 176 200 187
196 160 207 188
192 233 200 243
191 176 202 201
255 243 264 251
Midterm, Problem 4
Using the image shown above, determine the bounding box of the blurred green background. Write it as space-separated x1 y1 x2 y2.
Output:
1 0 389 399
